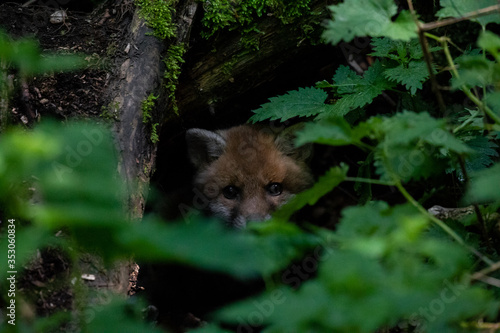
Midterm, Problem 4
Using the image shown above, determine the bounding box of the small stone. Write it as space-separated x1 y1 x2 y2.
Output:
50 10 67 24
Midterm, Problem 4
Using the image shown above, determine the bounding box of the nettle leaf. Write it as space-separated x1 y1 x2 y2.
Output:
86 297 164 333
456 109 485 131
295 117 373 147
383 60 429 95
322 0 416 45
371 37 409 61
315 94 363 119
121 218 270 278
0 34 86 75
249 87 333 122
0 121 129 262
478 31 500 60
452 55 499 89
381 112 472 153
217 202 495 332
248 221 325 276
464 163 500 204
317 61 395 119
463 136 499 173
485 91 500 116
370 37 436 62
273 165 348 221
252 61 396 122
295 117 355 146
370 38 438 95
437 0 500 27
124 216 325 281
374 143 446 182
333 65 364 94
373 111 473 181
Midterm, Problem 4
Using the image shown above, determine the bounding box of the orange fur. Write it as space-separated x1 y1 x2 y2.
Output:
187 125 313 228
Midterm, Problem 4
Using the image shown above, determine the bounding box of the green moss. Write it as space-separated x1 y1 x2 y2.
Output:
141 94 160 143
163 44 185 114
240 27 264 51
222 57 239 76
201 0 313 50
142 93 157 124
100 101 120 121
135 0 177 39
134 1 186 116
150 122 160 143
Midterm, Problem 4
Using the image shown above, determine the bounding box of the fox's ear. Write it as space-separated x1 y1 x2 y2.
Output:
186 128 227 168
274 123 313 162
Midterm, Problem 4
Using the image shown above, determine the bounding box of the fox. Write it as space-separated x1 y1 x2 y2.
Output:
186 124 314 228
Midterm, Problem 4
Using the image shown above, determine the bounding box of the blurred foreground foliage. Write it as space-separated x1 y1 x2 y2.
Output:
1 0 500 332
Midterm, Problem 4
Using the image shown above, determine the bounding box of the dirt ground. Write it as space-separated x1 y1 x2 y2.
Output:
0 1 131 125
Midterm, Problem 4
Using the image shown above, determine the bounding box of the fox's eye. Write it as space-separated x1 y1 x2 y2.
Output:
222 185 239 199
266 182 283 196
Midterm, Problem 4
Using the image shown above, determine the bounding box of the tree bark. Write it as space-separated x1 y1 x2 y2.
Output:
102 0 199 294
106 0 198 220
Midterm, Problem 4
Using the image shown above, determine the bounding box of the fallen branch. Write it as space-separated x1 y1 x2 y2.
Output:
421 4 500 31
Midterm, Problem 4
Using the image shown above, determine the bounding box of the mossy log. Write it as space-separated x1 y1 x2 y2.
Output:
105 0 198 219
102 0 198 294
171 0 341 130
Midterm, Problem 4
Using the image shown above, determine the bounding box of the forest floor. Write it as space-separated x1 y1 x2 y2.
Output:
0 0 139 320
0 1 129 125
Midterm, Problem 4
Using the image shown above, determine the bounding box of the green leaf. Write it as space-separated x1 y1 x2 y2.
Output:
383 61 429 95
249 87 331 122
373 111 473 182
379 112 472 153
0 33 86 75
455 108 485 132
370 37 420 61
437 0 500 27
463 136 499 173
295 117 355 146
249 221 325 276
369 38 438 95
36 52 87 74
85 297 164 333
333 65 364 94
120 218 269 278
250 61 395 122
464 163 500 204
0 121 128 261
317 61 395 119
322 0 416 45
374 143 447 182
295 117 374 148
273 165 348 221
122 218 323 279
315 94 361 119
485 91 500 117
190 324 233 333
452 55 499 89
478 30 500 61
216 202 495 332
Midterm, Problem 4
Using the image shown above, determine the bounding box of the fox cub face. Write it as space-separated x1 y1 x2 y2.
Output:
186 125 313 228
